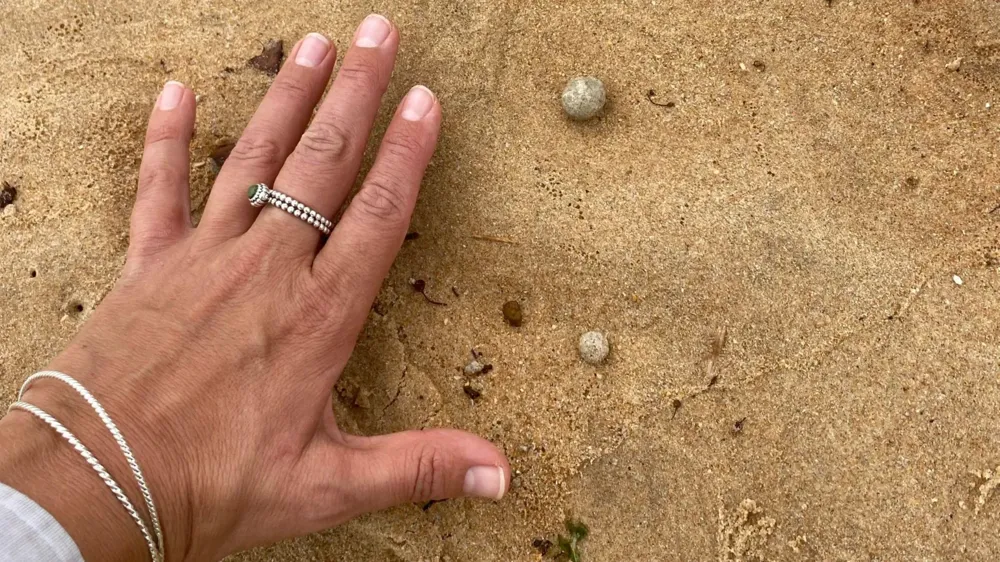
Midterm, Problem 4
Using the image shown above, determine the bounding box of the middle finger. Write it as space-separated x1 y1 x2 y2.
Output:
252 14 399 254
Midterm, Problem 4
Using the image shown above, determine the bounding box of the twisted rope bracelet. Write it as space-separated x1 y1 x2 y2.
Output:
8 371 164 562
21 371 164 554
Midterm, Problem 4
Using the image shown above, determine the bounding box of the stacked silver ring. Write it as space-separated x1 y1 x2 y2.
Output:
248 183 332 235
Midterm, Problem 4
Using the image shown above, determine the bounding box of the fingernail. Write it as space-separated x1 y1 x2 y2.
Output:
157 81 184 111
463 466 506 500
355 14 391 48
295 33 331 67
401 85 435 122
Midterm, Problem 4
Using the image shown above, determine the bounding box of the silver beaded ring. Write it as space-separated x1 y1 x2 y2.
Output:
248 183 332 236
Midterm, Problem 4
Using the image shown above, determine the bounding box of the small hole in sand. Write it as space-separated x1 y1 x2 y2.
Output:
29 270 36 278
66 302 86 317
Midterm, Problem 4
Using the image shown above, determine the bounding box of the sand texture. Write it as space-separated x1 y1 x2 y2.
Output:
2 0 1000 560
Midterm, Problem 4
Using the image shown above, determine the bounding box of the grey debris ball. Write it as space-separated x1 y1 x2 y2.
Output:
578 331 610 364
464 358 486 376
562 76 606 120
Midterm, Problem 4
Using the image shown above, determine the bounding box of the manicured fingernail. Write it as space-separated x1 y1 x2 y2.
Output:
401 86 435 121
463 466 506 500
295 33 331 67
355 14 391 48
158 81 184 111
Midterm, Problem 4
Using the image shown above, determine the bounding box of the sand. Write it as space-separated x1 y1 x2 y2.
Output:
2 0 999 560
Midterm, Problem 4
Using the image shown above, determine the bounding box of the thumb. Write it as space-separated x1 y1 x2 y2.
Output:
341 428 510 514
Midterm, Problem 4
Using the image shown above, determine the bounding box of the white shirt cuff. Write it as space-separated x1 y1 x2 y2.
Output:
0 481 84 562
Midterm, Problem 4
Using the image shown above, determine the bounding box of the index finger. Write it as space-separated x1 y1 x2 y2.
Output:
312 85 440 319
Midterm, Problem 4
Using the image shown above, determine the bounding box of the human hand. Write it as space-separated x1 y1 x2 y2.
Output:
0 15 509 562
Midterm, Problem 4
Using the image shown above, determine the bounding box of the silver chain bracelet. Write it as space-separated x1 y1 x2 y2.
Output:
9 371 165 562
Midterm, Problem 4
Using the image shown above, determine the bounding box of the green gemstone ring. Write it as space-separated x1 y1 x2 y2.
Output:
247 183 332 236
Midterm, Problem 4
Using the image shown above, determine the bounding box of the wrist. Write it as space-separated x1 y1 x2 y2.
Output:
0 411 148 562
0 363 196 562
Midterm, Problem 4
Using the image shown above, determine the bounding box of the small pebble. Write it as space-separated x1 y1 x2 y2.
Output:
578 331 609 364
2 204 16 217
463 380 483 400
532 539 553 556
502 300 523 327
945 57 963 71
0 181 17 208
953 274 963 286
562 76 606 121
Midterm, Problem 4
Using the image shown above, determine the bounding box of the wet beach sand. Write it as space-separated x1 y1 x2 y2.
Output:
2 1 999 560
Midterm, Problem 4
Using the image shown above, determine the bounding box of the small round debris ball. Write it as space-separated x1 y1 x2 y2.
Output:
578 331 609 364
502 300 524 327
562 77 606 120
464 358 486 376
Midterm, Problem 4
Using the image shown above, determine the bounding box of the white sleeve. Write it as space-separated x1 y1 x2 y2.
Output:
0 481 84 562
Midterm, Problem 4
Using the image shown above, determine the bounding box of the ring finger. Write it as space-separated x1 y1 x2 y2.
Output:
197 33 337 242
250 14 399 254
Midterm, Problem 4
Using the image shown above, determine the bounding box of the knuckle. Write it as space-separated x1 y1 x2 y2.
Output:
210 240 282 303
126 227 176 262
138 164 183 191
307 261 350 307
145 121 183 146
232 248 266 283
293 272 347 323
381 133 424 162
219 250 263 292
296 119 353 162
353 175 409 224
410 446 447 503
228 135 285 169
242 232 298 275
338 57 384 91
231 231 276 273
269 76 313 104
